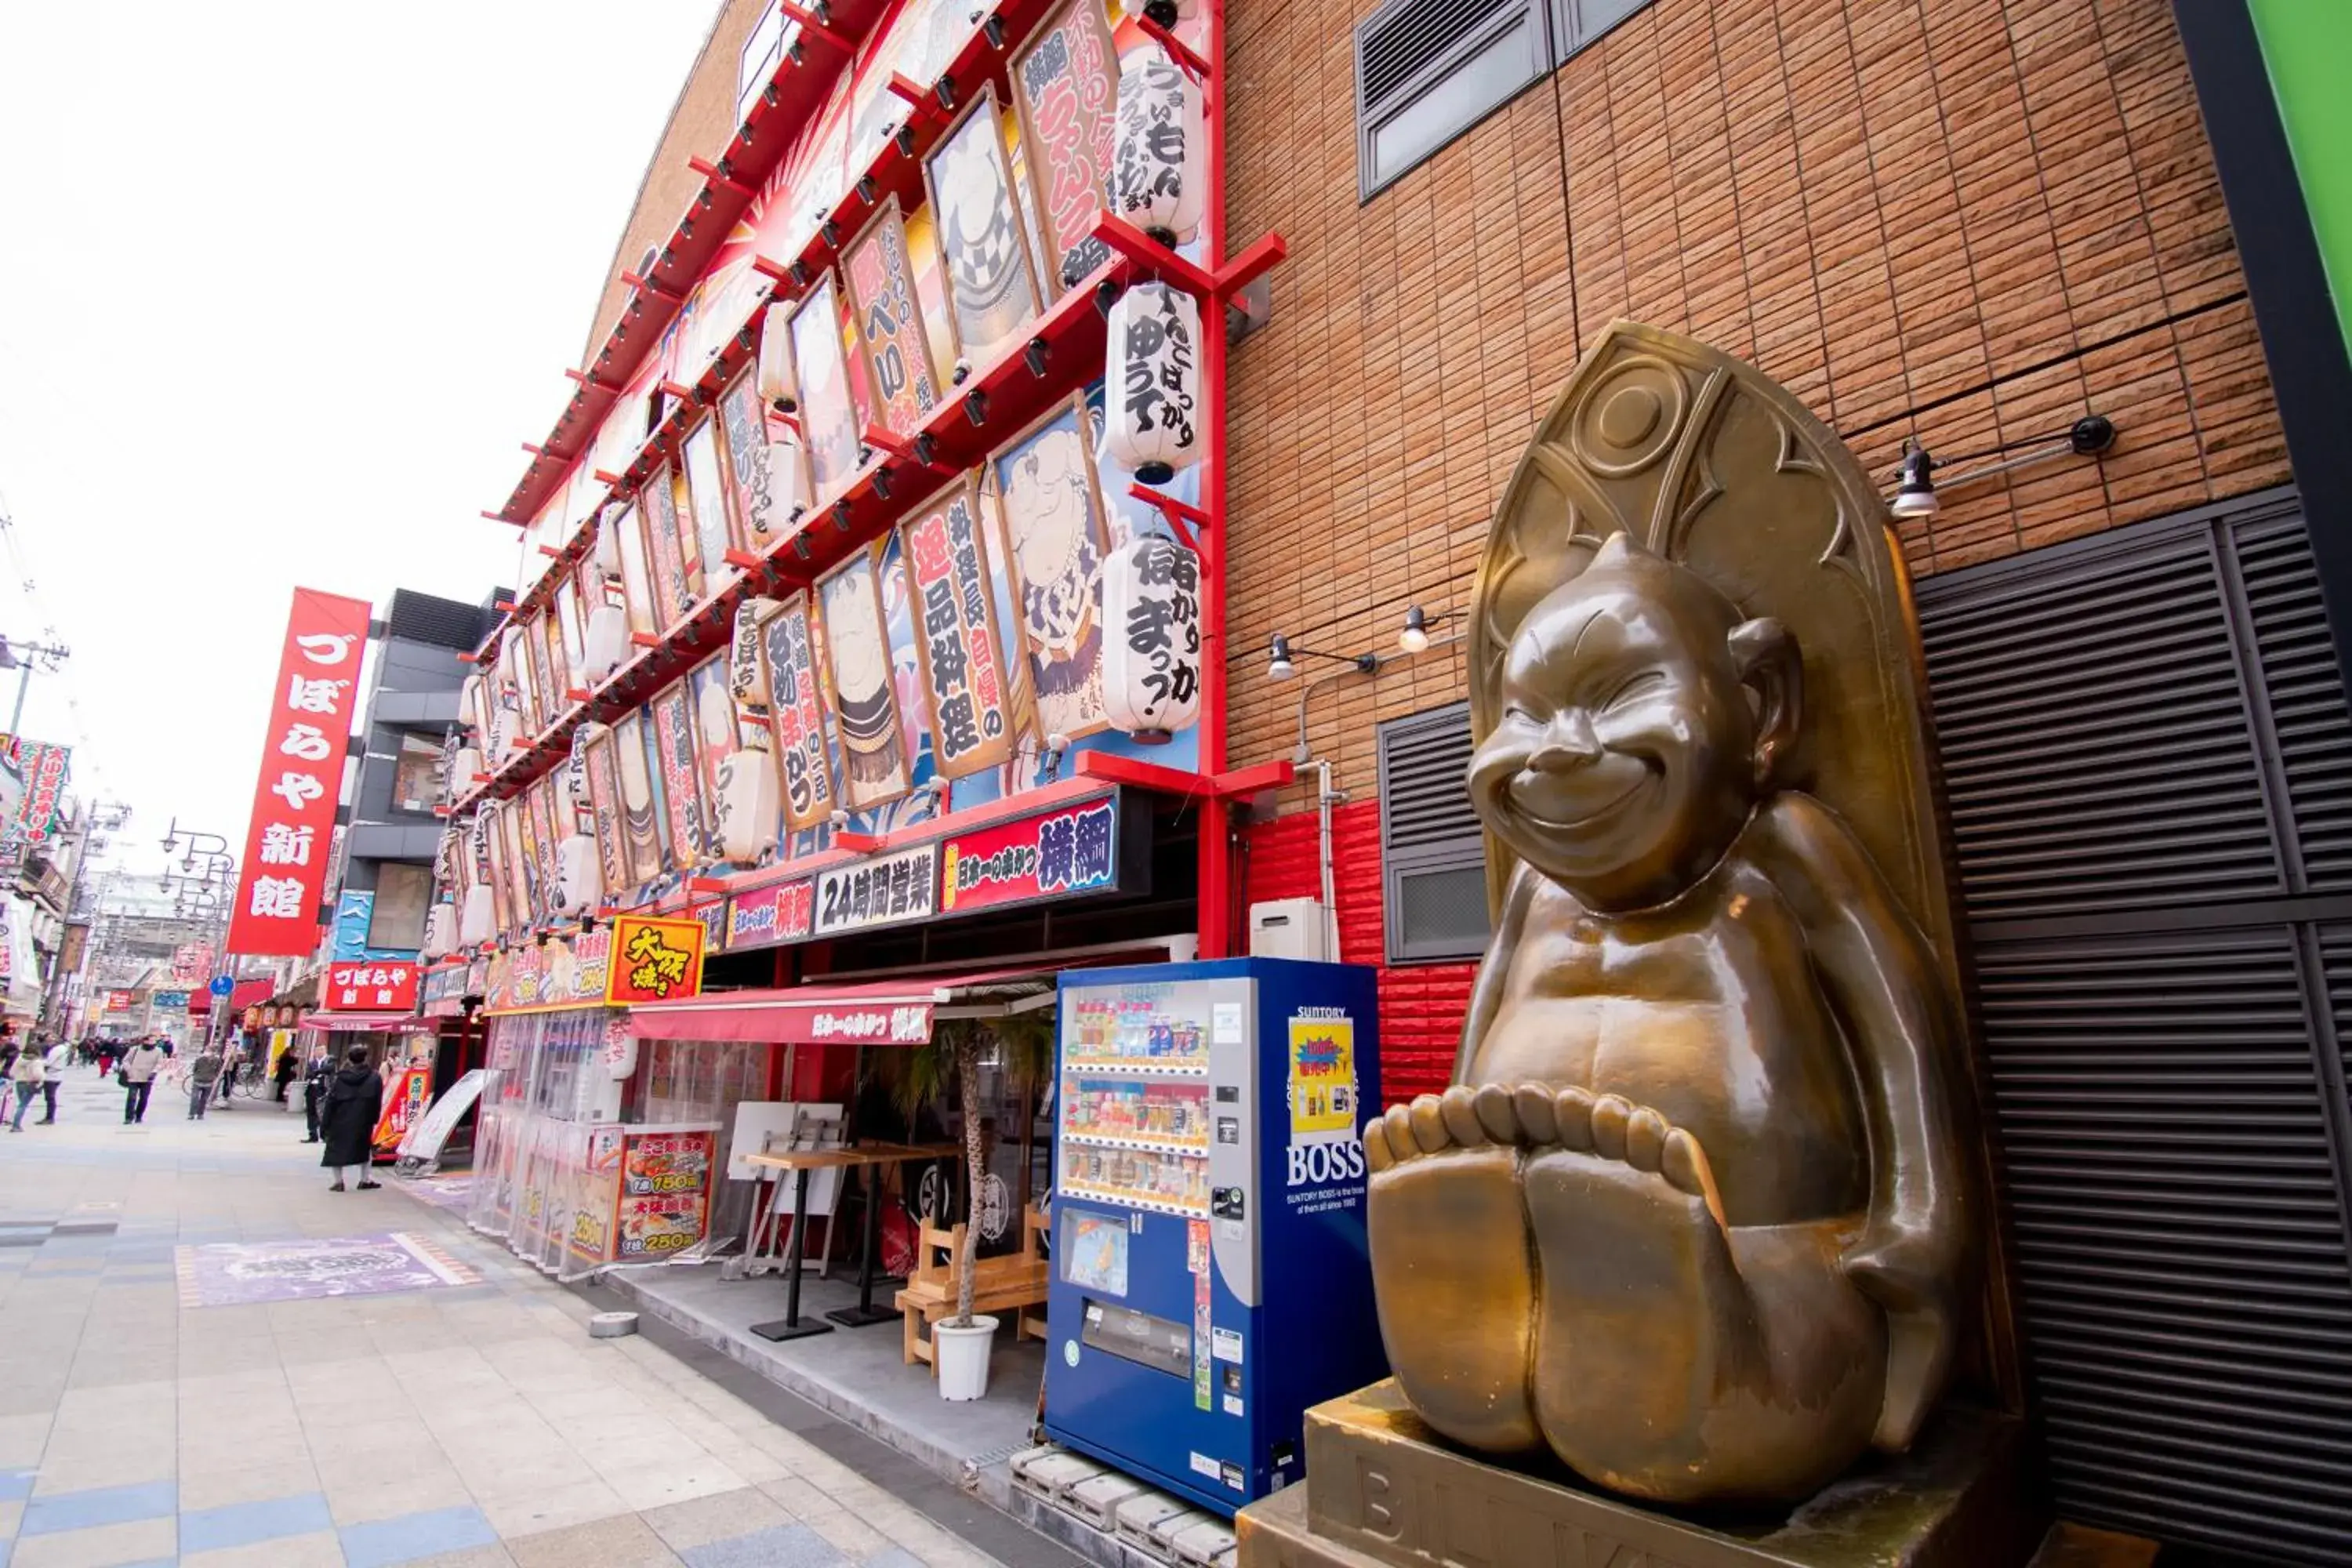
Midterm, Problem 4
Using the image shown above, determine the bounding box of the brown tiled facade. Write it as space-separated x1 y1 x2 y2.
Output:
1222 0 2290 800
575 1 768 368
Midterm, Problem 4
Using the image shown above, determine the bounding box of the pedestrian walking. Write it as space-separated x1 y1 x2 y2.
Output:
186 1045 223 1120
218 1044 241 1100
95 1040 114 1077
8 1044 42 1132
271 1046 299 1105
320 1047 383 1191
38 1037 68 1124
118 1038 163 1125
301 1048 329 1143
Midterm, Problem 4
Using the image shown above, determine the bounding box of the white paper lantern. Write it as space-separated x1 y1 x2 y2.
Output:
554 834 601 916
579 602 625 684
1101 535 1203 738
712 751 779 865
459 884 495 947
1112 43 1205 246
564 731 596 817
422 904 454 960
487 703 518 765
593 507 623 578
1102 281 1203 485
731 599 779 706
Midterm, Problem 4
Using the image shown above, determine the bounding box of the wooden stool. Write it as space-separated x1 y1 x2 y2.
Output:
896 1205 1051 1374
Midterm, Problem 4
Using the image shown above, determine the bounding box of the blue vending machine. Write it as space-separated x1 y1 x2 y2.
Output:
1045 957 1385 1515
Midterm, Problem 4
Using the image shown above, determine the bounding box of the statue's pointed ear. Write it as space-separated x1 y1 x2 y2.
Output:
1727 616 1801 787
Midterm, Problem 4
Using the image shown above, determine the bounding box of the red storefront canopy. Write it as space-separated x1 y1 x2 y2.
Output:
229 980 272 1011
299 1012 432 1034
625 954 1163 1046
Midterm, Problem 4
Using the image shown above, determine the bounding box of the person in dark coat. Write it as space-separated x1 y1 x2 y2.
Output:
271 1047 300 1104
319 1047 383 1192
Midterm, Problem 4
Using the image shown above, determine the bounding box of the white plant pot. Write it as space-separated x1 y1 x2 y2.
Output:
933 1314 998 1402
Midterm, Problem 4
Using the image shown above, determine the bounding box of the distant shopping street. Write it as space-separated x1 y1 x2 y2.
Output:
0 1065 1039 1567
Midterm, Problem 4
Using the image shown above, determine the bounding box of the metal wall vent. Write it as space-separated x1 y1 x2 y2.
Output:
1377 699 1490 963
1918 488 2352 1567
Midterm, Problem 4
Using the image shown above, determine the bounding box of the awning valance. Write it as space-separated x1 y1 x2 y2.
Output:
624 953 1163 1046
299 1012 432 1034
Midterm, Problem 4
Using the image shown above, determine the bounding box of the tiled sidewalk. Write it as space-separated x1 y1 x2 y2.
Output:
0 1069 1017 1567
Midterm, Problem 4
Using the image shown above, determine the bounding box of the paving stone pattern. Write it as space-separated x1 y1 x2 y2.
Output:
0 1066 1013 1566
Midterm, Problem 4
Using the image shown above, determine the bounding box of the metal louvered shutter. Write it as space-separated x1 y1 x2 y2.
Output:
1355 0 1548 198
1378 700 1491 963
1918 486 2352 1566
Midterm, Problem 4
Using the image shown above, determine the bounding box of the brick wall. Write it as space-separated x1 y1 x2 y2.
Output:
575 0 769 368
1223 0 2292 803
1242 801 1471 1102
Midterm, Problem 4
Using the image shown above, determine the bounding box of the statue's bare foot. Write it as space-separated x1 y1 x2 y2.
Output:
1518 1092 1755 1497
1521 1094 1883 1502
1363 1084 1548 1454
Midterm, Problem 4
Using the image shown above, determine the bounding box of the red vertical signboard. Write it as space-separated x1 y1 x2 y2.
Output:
227 588 372 956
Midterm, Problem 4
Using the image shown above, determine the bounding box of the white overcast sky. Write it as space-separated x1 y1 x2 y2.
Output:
0 2 718 886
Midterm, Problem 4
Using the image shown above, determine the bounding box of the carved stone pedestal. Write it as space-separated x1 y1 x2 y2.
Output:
1235 1381 2042 1568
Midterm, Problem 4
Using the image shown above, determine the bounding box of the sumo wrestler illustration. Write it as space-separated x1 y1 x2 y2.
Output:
1364 323 1988 1507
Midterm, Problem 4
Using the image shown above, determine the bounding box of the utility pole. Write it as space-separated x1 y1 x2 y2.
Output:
42 798 129 1039
0 637 70 735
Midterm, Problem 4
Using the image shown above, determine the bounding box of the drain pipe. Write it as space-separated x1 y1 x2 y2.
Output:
1318 759 1343 961
1283 629 1463 963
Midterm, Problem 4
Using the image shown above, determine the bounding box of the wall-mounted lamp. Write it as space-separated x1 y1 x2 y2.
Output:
1889 414 2115 520
1397 604 1458 655
1265 633 1375 684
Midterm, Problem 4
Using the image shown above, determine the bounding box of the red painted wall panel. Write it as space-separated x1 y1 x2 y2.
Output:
1243 802 1474 1104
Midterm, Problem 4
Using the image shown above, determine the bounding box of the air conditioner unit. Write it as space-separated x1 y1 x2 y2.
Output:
1249 898 1330 962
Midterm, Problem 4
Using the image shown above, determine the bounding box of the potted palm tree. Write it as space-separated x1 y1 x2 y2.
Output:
927 1016 997 1399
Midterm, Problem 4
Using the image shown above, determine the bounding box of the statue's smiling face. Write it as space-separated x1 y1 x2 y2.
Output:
1470 546 1767 910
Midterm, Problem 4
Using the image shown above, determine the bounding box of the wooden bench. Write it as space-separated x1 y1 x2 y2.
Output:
897 1205 1050 1374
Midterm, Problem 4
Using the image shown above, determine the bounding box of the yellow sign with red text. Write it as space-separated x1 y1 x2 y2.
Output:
603 916 706 1006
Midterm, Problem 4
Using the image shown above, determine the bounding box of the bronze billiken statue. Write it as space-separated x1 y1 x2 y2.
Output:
1363 528 1980 1505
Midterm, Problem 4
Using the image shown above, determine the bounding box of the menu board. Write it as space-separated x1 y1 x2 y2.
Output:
615 1127 717 1259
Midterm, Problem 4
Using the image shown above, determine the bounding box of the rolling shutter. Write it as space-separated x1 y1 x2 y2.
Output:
1917 486 2352 1566
1377 700 1491 963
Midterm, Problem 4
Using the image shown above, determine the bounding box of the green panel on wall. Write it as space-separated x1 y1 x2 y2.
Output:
2251 0 2352 360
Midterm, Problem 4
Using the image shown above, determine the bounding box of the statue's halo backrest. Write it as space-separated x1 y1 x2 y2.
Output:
1469 321 1959 970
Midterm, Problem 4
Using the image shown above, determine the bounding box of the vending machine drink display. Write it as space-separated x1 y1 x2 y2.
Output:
1045 958 1385 1515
